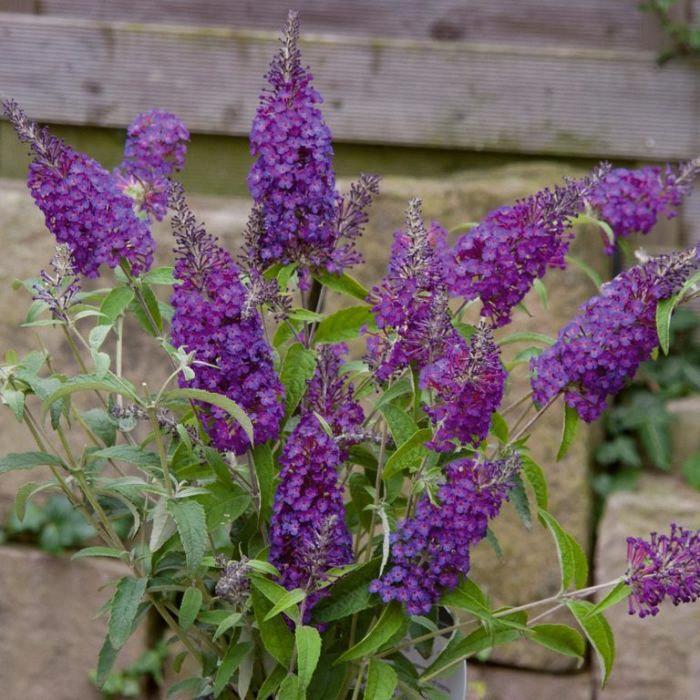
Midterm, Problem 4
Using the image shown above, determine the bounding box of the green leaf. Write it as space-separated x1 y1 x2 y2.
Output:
508 473 532 530
490 412 509 443
656 295 676 355
585 581 631 618
2 387 25 421
379 402 418 445
0 451 63 473
88 445 160 468
167 499 207 570
144 266 176 286
520 454 548 512
99 287 135 323
96 635 120 687
251 445 275 522
82 408 117 446
281 343 317 417
533 278 548 309
296 625 322 689
251 587 293 666
499 332 555 346
557 404 579 461
71 546 127 561
213 641 252 697
314 271 369 301
258 666 287 700
14 481 39 521
161 388 254 445
538 509 575 590
43 374 138 407
568 533 589 589
364 658 398 700
314 306 376 344
374 377 413 411
382 428 431 480
337 602 405 663
263 588 306 621
420 616 524 683
530 624 585 659
179 587 203 631
566 600 615 686
288 308 323 323
138 283 163 334
313 557 381 623
277 675 304 700
108 577 147 649
565 254 602 289
440 578 493 621
212 612 242 641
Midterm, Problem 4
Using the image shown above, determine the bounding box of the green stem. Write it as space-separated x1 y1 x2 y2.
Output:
148 408 174 495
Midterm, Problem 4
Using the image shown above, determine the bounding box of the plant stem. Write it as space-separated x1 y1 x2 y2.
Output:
509 394 558 444
501 390 534 416
363 421 388 563
148 408 174 495
379 578 622 657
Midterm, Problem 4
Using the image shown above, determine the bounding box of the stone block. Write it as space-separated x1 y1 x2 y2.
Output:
595 474 700 700
0 545 148 700
667 396 700 475
468 664 592 700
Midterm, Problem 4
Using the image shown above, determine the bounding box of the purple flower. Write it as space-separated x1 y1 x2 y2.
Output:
370 455 519 615
269 414 353 610
589 161 698 254
269 343 363 615
367 198 458 380
449 169 605 327
625 524 700 618
248 12 376 285
114 109 190 221
169 183 284 454
3 99 155 278
531 247 699 422
420 323 506 451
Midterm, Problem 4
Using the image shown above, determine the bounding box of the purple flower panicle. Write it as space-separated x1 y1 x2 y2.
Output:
370 455 519 615
625 524 700 618
589 161 698 254
368 199 458 380
3 99 155 278
269 346 363 615
420 323 506 451
115 109 190 221
531 247 699 422
169 184 284 454
449 169 606 327
248 12 376 285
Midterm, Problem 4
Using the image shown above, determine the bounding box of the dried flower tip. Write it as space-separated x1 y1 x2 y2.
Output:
215 556 251 607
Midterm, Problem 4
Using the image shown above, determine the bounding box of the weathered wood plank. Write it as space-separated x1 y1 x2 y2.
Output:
0 0 673 50
0 13 697 159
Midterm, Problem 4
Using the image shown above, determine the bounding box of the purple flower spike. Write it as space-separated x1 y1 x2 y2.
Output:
421 322 506 451
3 99 155 278
370 455 519 615
368 198 458 380
169 183 284 454
269 343 363 617
115 109 190 221
589 161 698 253
449 168 606 327
531 247 699 422
248 12 376 284
625 524 700 618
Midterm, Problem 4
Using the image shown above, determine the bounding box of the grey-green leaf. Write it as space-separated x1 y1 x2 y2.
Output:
336 602 405 663
281 343 317 418
567 600 615 687
530 623 586 659
0 451 63 473
557 404 579 461
314 306 376 344
179 587 203 631
167 500 207 571
213 641 253 698
108 577 147 649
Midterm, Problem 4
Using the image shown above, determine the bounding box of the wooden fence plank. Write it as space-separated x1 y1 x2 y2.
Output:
0 13 697 159
0 0 672 51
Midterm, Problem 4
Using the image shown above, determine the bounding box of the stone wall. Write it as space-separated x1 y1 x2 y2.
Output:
0 162 697 698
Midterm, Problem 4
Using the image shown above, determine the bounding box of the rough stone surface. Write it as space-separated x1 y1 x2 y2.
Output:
667 396 700 475
468 664 592 700
595 474 700 700
0 545 148 700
